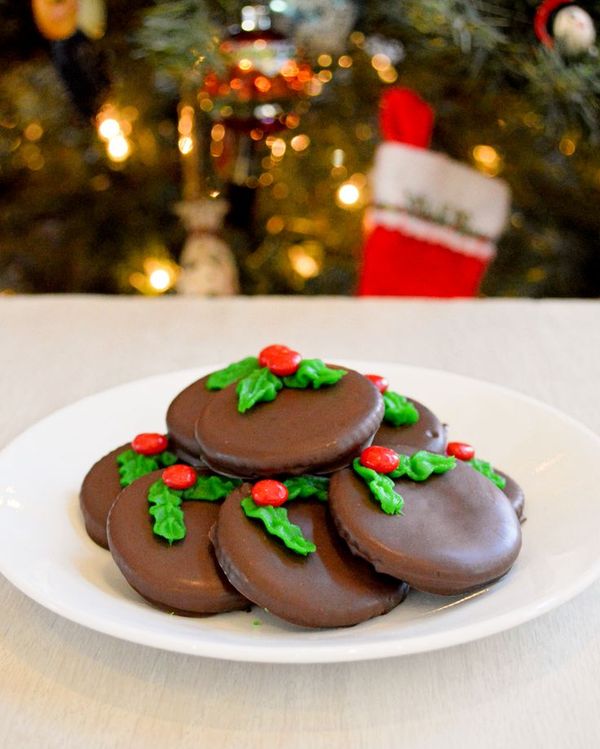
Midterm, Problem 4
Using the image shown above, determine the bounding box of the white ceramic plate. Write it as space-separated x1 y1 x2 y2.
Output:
0 362 599 663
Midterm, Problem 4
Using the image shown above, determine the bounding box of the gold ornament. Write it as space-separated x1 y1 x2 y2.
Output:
32 0 78 41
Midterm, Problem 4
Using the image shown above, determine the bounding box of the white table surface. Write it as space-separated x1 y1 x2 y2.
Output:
0 295 599 749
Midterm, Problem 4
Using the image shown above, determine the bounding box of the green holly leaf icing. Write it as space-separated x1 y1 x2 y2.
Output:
240 497 316 556
118 450 157 487
117 448 178 488
206 356 260 390
353 451 456 515
469 458 506 490
352 459 405 515
182 474 241 500
283 359 347 389
236 367 283 413
205 354 346 412
147 480 186 544
389 451 456 481
383 391 420 427
284 475 329 502
146 473 240 543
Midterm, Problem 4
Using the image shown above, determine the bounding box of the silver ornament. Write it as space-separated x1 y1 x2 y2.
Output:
553 5 596 56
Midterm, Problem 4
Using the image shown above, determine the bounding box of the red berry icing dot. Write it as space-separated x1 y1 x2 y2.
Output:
365 374 389 393
251 479 289 507
258 344 302 377
162 464 197 490
131 432 169 456
446 442 475 461
360 446 400 474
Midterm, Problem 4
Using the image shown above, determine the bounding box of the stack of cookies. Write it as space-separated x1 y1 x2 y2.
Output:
80 345 524 628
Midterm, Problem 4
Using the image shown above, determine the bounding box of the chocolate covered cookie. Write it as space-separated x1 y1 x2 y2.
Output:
212 480 408 628
195 348 384 478
374 399 446 453
329 446 522 595
166 375 213 466
80 433 177 548
446 441 525 519
364 374 446 453
107 468 248 615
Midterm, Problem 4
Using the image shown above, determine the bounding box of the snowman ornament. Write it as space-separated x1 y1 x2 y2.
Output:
535 0 596 57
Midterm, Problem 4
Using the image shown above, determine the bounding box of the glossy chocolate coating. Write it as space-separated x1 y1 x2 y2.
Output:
329 449 522 595
107 471 248 616
195 368 384 478
497 469 525 520
166 375 213 466
212 486 409 628
80 442 130 549
374 397 447 453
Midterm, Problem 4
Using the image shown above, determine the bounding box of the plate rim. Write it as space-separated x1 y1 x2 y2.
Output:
1 361 600 663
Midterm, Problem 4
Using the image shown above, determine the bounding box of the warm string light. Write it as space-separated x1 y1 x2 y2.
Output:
330 148 347 179
178 137 193 155
472 145 502 176
336 173 367 209
11 120 46 171
337 183 360 205
178 105 196 155
106 135 130 162
24 122 43 141
209 120 226 159
290 134 310 151
96 107 132 163
370 52 398 83
288 243 322 279
129 257 179 295
270 138 286 158
559 135 576 156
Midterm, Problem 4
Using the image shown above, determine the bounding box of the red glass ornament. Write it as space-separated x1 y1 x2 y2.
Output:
446 442 475 461
258 344 301 376
251 479 289 507
131 432 168 456
365 374 389 393
200 6 313 138
360 446 400 474
534 0 572 48
162 464 197 490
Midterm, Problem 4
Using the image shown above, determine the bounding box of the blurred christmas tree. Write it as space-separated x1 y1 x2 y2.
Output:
1 0 599 296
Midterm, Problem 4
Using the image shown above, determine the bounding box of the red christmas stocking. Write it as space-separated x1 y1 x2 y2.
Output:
358 88 511 297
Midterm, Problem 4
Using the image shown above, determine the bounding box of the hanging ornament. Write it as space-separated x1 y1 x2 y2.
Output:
77 0 107 40
32 0 106 41
277 0 357 56
358 87 511 298
175 199 239 296
32 0 109 118
201 3 313 134
534 1 596 56
32 0 78 41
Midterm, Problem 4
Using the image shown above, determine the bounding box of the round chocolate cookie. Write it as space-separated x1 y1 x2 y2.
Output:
166 375 213 467
329 450 522 595
107 471 248 615
80 442 130 549
195 367 384 478
212 486 408 628
374 398 447 453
